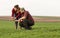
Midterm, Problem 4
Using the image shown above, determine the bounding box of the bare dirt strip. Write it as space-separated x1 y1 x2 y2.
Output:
0 16 60 22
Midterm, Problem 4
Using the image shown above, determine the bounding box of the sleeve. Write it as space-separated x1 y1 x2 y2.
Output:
16 12 21 18
11 9 14 17
24 11 28 18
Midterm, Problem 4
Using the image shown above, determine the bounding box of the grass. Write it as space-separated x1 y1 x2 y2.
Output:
0 20 60 38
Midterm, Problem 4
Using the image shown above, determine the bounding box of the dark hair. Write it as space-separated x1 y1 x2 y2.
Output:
14 5 19 9
17 8 20 10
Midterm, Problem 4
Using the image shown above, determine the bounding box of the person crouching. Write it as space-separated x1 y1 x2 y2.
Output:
16 8 34 30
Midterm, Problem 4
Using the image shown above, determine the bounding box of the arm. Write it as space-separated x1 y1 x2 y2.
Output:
16 12 21 18
11 9 15 17
11 9 15 21
19 16 26 20
18 11 28 21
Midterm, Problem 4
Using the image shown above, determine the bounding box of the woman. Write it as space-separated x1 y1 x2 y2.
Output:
11 5 21 29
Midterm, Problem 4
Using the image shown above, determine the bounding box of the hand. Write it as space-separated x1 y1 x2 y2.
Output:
11 17 14 19
18 19 23 22
15 20 20 22
14 17 16 19
11 17 15 21
20 20 23 22
18 19 20 22
15 20 18 22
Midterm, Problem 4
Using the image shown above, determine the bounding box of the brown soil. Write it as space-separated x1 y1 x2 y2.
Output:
0 16 60 22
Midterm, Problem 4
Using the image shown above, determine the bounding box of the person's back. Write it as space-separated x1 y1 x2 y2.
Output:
27 11 34 24
23 11 34 25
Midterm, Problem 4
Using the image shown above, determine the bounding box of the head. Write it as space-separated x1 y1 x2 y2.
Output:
14 5 19 11
16 8 20 13
20 8 25 13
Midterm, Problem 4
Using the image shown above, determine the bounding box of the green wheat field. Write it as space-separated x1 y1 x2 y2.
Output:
0 20 60 38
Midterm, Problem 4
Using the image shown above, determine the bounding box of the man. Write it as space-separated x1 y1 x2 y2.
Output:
11 5 21 29
16 8 34 30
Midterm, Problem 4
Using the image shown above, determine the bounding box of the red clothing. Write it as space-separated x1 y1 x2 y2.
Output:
20 11 34 24
11 8 16 17
16 12 21 18
11 8 21 18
